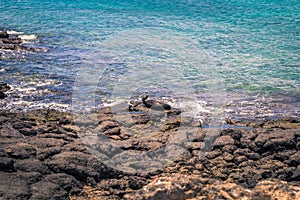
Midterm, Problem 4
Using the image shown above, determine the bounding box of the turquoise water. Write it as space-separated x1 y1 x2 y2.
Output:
0 0 299 119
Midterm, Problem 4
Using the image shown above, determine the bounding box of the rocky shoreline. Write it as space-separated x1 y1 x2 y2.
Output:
0 107 299 199
0 30 47 59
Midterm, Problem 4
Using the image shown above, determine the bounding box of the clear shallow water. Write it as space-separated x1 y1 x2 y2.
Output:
0 0 299 120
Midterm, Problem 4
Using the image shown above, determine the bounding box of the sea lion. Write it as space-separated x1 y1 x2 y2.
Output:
141 94 171 111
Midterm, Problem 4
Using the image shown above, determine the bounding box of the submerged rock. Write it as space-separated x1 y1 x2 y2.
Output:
0 82 10 92
0 91 6 99
0 30 47 59
0 82 10 99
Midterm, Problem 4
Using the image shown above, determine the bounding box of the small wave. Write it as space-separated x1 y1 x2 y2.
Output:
6 30 37 43
19 34 37 42
6 30 24 35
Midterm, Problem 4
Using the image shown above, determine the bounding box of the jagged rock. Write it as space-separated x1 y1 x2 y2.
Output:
0 109 299 199
124 174 203 200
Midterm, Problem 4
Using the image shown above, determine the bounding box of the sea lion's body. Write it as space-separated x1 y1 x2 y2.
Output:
141 94 171 110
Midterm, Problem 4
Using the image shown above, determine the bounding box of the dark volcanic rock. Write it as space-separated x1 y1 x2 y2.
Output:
14 159 50 174
5 142 36 159
45 151 119 182
0 83 6 90
0 157 14 172
44 173 82 192
0 109 299 200
0 173 30 200
30 181 68 200
0 82 10 99
17 171 42 185
0 91 6 99
0 31 9 38
0 30 47 59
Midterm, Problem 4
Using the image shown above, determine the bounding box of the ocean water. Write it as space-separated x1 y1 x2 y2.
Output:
0 0 299 121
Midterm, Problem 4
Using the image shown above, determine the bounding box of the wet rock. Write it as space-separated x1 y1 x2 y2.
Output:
0 30 47 59
0 82 10 92
0 31 9 38
2 37 22 44
0 91 6 99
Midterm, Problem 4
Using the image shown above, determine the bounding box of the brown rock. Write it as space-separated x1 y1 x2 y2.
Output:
5 142 36 159
0 173 30 199
184 142 205 150
96 121 119 132
205 150 222 159
30 181 68 199
104 127 121 136
214 135 235 147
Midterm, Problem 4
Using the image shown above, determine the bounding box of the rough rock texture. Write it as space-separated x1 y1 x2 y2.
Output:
0 108 299 199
